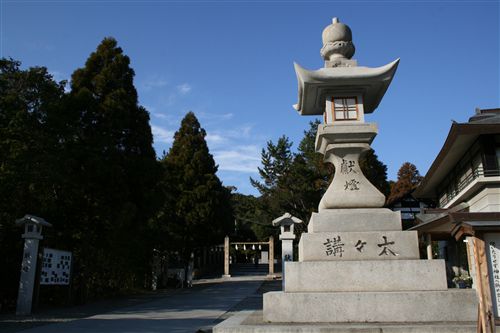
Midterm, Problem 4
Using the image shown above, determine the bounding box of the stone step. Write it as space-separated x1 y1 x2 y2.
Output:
213 310 477 333
308 208 402 233
284 260 447 292
263 290 477 323
299 230 419 261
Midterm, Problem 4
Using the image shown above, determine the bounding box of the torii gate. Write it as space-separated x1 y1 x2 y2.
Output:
223 236 274 278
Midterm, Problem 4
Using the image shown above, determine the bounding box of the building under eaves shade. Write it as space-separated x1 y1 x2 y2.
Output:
411 108 500 289
414 108 500 211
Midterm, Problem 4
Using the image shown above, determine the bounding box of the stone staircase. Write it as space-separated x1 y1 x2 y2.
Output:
230 263 271 277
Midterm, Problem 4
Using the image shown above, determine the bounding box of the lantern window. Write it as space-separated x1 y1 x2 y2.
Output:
332 97 358 121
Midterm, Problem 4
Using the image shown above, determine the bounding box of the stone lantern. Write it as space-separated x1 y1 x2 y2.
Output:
293 17 399 211
272 213 302 289
15 215 51 315
213 17 478 332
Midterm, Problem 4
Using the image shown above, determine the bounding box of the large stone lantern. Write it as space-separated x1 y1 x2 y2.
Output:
213 17 477 332
294 17 399 211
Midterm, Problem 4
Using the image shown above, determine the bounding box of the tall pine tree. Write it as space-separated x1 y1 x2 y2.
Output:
65 37 160 298
160 112 232 266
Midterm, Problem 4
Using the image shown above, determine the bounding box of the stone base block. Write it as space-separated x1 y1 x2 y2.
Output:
299 231 419 261
263 290 477 323
285 260 447 292
213 310 477 333
308 208 402 233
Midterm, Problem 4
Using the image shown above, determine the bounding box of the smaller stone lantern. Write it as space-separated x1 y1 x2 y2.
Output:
272 213 302 289
15 215 52 315
16 214 51 240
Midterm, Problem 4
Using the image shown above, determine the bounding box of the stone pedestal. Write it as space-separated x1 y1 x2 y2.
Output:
261 208 477 325
214 208 478 332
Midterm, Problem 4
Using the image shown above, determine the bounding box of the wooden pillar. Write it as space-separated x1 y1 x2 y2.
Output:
268 236 274 277
471 236 495 333
465 238 476 286
203 247 207 267
426 233 433 260
223 236 230 277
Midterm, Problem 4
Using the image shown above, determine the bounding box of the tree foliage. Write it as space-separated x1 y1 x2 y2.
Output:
62 37 161 298
158 112 233 264
359 149 390 197
0 38 163 307
1 44 237 309
0 59 66 306
387 162 423 205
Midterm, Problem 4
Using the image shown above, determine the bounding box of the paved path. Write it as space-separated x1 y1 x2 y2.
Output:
0 277 280 333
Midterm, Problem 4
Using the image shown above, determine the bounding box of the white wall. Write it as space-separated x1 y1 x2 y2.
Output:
467 186 500 212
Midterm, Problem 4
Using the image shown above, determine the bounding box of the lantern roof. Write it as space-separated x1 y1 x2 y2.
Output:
15 214 52 227
272 213 303 226
293 59 399 116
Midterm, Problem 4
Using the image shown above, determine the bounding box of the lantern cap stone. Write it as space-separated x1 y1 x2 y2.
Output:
293 59 400 116
15 214 52 227
321 17 355 61
272 213 303 226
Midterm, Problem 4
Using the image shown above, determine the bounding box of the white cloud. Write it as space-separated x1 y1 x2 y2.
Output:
152 112 168 119
198 112 234 122
177 83 192 95
237 125 252 137
220 113 233 120
204 124 256 149
206 133 226 145
151 125 175 144
213 145 261 173
49 70 70 92
49 70 66 82
141 76 168 91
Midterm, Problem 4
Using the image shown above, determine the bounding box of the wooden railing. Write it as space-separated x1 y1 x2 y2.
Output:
439 167 500 207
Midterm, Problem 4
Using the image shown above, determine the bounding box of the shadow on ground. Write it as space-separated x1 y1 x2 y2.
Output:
0 279 281 333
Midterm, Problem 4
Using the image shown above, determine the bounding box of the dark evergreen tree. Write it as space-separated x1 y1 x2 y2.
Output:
359 149 390 198
0 58 66 308
64 37 161 298
1 40 161 305
231 193 261 240
250 136 293 195
249 136 294 238
160 112 233 267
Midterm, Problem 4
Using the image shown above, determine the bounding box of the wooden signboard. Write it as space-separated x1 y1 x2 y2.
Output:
40 248 72 285
484 234 500 319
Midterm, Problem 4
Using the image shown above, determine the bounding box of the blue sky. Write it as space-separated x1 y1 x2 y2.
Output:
2 1 499 195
